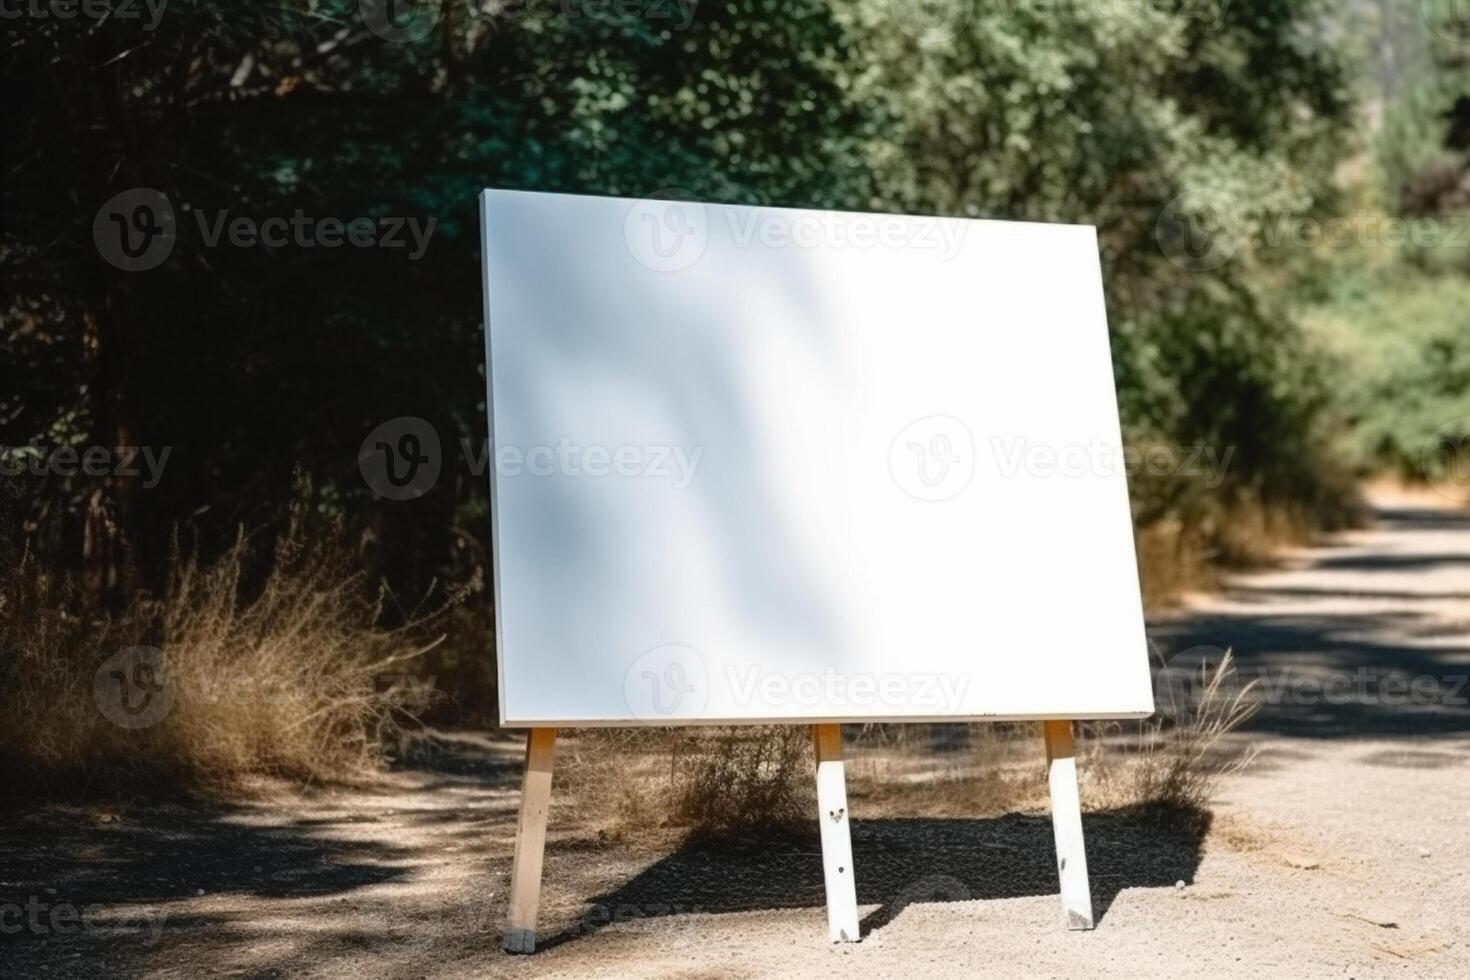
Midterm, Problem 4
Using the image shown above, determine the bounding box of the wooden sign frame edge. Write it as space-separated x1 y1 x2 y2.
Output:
503 719 1096 954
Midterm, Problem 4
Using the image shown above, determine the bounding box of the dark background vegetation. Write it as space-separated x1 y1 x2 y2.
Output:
4 1 1470 777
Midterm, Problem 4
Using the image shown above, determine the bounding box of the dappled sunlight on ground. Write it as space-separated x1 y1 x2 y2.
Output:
7 489 1469 978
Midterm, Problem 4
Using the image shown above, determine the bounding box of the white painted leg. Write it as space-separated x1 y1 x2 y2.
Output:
1043 720 1095 930
812 723 861 942
505 727 557 953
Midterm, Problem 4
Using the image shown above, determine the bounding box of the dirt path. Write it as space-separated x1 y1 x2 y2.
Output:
7 488 1468 979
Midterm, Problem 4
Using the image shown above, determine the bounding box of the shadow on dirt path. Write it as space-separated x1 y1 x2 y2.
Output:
8 489 1468 978
1148 493 1470 738
537 808 1206 951
0 733 527 980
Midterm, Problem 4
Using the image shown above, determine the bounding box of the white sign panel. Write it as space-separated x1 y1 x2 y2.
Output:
480 190 1153 726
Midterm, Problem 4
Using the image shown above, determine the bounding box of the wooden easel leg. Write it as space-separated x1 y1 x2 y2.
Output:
1042 720 1094 930
506 727 557 954
812 723 861 942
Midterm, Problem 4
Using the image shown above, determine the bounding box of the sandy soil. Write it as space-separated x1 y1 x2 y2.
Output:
5 487 1467 979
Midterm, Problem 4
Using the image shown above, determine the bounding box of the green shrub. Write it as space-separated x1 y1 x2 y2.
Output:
1305 264 1470 481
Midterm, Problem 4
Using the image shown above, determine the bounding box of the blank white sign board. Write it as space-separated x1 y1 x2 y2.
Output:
480 189 1153 726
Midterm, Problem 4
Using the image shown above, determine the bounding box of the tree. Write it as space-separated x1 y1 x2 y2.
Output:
3 0 867 601
837 0 1356 512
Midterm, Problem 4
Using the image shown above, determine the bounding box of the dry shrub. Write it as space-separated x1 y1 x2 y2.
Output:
557 727 813 840
1135 492 1352 609
0 554 113 790
556 728 686 838
553 658 1258 839
557 666 1259 842
1089 649 1258 813
844 723 1048 817
672 727 811 836
840 657 1261 821
846 699 1255 822
0 507 440 797
1133 517 1215 607
150 522 441 782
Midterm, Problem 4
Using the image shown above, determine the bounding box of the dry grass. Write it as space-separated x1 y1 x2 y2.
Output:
555 655 1259 839
1087 649 1259 813
1135 494 1343 608
844 723 1049 817
0 506 441 797
558 724 1049 842
1135 517 1217 606
555 728 688 840
672 726 811 835
558 727 814 841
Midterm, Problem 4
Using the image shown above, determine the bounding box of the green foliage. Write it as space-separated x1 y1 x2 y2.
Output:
3 0 867 595
838 0 1358 525
1116 282 1351 517
1374 0 1470 216
1300 0 1470 484
1306 263 1470 479
3 0 1383 623
836 0 1350 263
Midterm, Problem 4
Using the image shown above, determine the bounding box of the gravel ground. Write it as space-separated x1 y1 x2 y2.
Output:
5 487 1467 979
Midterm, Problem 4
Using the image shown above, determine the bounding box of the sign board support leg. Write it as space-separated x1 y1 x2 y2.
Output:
506 727 557 954
1042 720 1094 930
812 723 861 942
